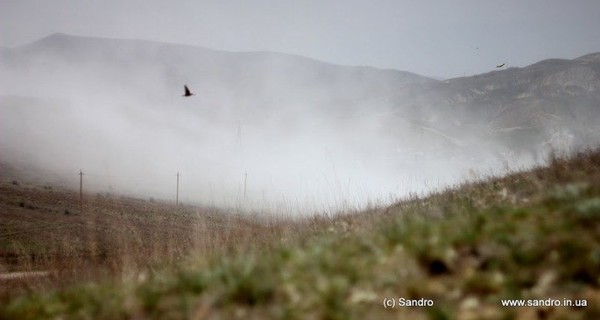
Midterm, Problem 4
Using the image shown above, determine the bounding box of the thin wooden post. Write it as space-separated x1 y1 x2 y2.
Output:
79 170 84 213
176 171 180 207
244 171 248 199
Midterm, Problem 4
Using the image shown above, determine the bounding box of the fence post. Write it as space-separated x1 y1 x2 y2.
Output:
244 171 248 199
79 170 84 213
176 171 180 207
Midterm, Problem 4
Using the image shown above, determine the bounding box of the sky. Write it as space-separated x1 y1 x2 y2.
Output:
1 0 600 79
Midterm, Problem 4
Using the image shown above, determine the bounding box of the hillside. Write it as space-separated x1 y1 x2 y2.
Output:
406 52 600 155
3 34 598 145
0 33 433 112
2 34 600 208
0 34 440 208
1 149 599 319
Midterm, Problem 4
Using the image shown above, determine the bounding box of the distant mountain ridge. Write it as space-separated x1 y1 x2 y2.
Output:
0 33 434 106
1 33 599 161
413 49 600 155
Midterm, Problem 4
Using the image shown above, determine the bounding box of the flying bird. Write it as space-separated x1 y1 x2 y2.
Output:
183 85 194 97
496 63 506 68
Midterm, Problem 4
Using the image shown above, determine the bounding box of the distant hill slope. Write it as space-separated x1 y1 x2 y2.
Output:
0 33 434 114
1 34 600 206
2 34 598 152
380 51 600 156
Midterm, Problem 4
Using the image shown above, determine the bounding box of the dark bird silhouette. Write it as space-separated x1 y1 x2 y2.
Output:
496 63 506 68
183 85 194 97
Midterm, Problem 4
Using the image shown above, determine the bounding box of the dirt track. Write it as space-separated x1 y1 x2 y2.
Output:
0 270 52 280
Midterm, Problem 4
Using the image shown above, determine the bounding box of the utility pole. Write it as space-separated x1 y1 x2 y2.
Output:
79 170 84 213
244 171 248 199
176 171 180 207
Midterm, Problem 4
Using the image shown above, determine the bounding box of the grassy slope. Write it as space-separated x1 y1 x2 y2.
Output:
1 151 600 319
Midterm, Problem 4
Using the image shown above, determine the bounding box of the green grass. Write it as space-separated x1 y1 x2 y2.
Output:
1 150 600 319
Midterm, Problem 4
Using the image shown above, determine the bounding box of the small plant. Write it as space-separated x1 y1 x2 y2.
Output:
575 197 600 220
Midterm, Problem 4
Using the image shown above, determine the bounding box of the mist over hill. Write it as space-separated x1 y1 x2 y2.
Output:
1 34 599 212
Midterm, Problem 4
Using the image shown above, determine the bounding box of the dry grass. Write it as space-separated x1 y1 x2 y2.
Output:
0 181 303 301
1 149 600 319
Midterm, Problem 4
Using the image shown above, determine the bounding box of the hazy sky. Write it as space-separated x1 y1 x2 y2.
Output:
2 0 599 78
